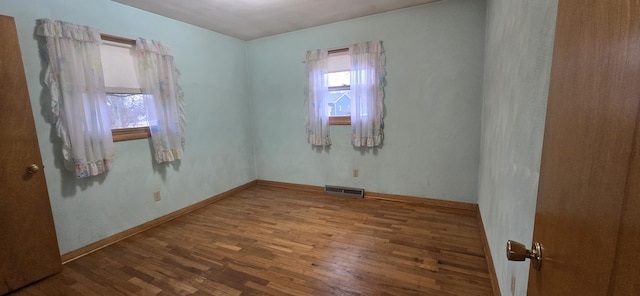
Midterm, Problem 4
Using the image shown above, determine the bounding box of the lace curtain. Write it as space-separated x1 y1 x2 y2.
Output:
304 49 331 146
304 42 386 147
350 41 386 147
37 19 114 178
135 38 185 163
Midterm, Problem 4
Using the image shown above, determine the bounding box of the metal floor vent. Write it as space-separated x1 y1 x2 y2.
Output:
324 185 364 198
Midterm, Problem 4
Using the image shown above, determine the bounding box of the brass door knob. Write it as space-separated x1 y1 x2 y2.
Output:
506 240 543 270
26 164 39 174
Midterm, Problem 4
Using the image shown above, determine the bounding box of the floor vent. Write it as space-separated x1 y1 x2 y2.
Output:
324 185 364 198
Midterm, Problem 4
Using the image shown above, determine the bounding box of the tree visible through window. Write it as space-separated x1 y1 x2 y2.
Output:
100 34 150 141
106 93 150 128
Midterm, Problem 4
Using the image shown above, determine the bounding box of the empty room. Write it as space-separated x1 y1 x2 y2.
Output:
1 0 639 295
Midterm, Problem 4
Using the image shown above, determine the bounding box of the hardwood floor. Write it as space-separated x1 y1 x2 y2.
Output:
9 185 493 295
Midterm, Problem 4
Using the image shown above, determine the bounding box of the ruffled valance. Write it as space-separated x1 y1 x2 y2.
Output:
36 19 101 42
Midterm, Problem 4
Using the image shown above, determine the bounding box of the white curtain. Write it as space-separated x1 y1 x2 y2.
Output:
135 38 185 163
350 41 386 147
37 19 114 178
304 49 331 146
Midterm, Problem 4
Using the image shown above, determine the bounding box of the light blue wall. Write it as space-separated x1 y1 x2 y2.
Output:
1 0 491 261
0 0 255 254
247 0 486 203
478 0 557 295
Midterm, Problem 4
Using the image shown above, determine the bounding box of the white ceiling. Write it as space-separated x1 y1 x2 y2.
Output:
111 0 443 40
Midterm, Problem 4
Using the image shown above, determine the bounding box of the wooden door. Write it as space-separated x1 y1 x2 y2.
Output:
527 0 640 294
0 15 62 295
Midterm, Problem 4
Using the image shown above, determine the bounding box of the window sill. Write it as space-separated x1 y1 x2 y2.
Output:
112 127 151 142
329 116 350 125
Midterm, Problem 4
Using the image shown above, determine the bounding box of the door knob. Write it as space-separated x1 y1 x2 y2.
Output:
506 240 543 270
26 164 40 174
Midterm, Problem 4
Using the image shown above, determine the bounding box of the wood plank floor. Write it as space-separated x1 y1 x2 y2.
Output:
9 185 493 295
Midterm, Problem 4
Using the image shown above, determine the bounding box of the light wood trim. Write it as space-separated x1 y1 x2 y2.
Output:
256 179 477 211
23 184 492 295
63 179 479 264
112 127 151 142
364 191 477 211
328 116 350 125
327 47 350 125
61 180 258 264
100 33 136 45
328 47 348 54
328 83 350 125
255 180 324 194
101 33 146 142
477 209 501 296
328 85 350 91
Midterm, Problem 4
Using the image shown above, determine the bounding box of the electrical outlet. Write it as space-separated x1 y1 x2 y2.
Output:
353 169 359 177
153 191 161 202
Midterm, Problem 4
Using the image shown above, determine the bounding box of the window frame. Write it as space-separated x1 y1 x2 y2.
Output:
101 34 151 142
111 126 151 142
327 48 351 125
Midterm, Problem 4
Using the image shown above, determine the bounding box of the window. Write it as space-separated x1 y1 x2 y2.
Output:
100 34 151 141
327 48 351 125
304 41 385 147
